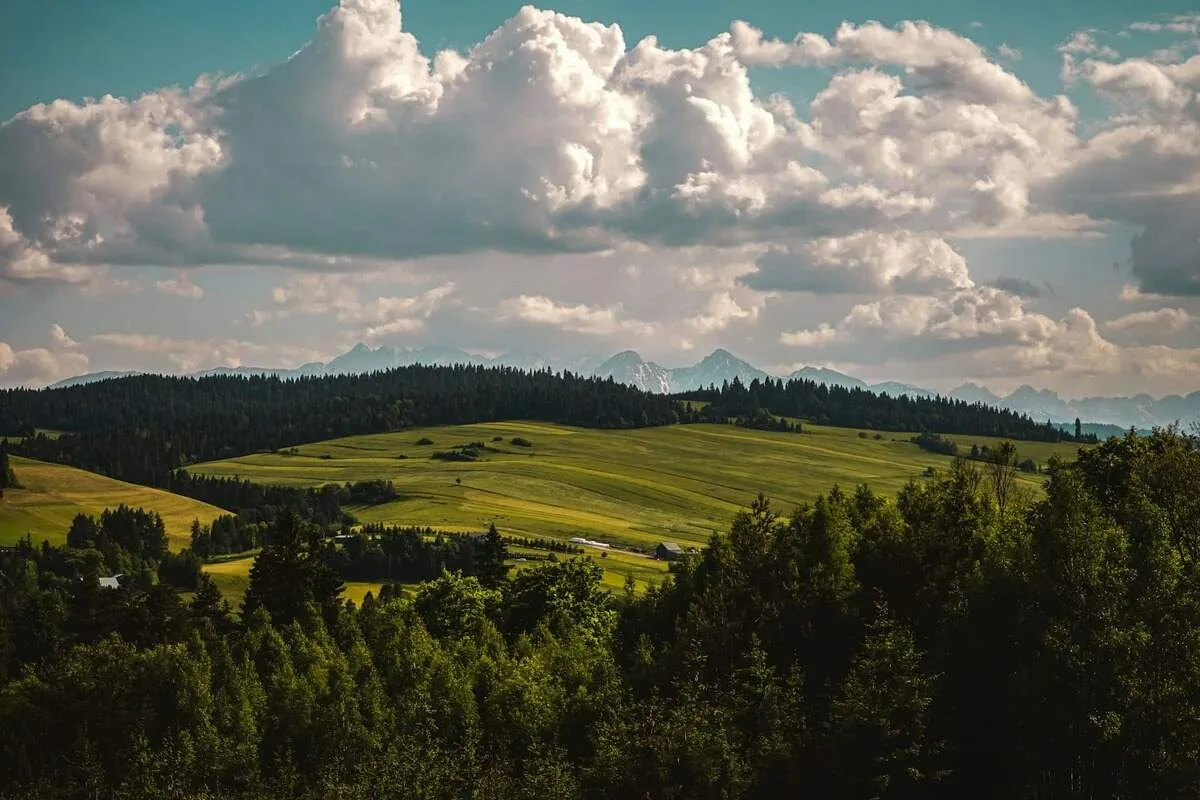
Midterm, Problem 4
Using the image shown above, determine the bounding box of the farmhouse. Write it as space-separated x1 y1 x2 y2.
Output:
99 574 123 589
655 542 685 561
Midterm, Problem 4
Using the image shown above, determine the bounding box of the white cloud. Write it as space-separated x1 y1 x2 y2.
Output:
743 232 972 294
685 291 760 333
154 273 204 298
87 332 328 373
255 272 454 338
998 43 1022 62
1103 307 1194 332
0 325 89 387
1059 31 1119 59
0 3 1094 285
497 295 655 337
780 322 846 347
1127 15 1200 35
1049 35 1200 297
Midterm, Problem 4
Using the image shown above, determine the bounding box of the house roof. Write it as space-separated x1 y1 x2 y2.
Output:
98 574 123 589
658 542 684 552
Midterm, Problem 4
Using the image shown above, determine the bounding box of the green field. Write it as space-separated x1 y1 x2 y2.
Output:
192 421 1086 551
200 555 412 608
0 456 228 549
203 548 666 610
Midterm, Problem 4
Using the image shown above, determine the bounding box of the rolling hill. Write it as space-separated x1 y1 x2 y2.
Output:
190 421 1085 552
0 456 228 548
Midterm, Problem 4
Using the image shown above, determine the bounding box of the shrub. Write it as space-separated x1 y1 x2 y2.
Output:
874 433 883 440
858 431 869 439
432 449 480 462
492 436 503 442
511 437 533 447
912 431 958 457
416 437 434 446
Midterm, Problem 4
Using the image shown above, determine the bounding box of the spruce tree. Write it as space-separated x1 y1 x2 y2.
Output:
243 509 344 625
0 440 17 490
475 523 511 589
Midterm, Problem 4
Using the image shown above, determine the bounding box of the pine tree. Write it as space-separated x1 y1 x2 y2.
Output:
0 440 18 489
475 523 511 589
243 509 343 625
1075 417 1083 440
827 602 944 797
190 572 231 631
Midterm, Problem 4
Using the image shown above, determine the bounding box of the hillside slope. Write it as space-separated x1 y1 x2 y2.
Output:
191 421 1084 550
0 456 227 548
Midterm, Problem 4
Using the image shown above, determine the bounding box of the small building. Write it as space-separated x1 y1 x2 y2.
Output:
655 542 685 561
98 574 124 589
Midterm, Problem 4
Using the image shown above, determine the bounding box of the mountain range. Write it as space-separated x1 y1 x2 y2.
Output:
47 343 1192 432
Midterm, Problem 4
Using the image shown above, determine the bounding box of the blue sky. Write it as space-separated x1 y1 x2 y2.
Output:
1 0 1199 396
1 0 1181 116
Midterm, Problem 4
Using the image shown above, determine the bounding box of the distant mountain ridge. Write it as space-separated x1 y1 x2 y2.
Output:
46 344 1191 431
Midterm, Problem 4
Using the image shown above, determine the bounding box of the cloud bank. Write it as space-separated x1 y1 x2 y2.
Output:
1 2 1199 396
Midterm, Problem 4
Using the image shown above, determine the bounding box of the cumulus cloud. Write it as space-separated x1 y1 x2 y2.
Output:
685 291 760 333
1127 15 1200 35
87 333 328 373
0 325 89 387
5 1 1200 396
1059 31 1119 59
0 1 1095 285
1049 24 1200 298
743 232 972 294
986 276 1042 297
255 271 454 336
154 273 204 298
779 287 1123 378
497 295 655 337
1103 307 1194 332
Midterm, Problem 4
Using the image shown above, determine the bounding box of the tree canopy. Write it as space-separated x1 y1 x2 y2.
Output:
0 429 1197 797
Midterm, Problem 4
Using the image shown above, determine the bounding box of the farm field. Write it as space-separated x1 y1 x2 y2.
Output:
201 555 425 608
191 421 1087 551
203 548 666 610
0 456 228 549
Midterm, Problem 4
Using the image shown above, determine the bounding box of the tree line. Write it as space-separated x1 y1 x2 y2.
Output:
2 367 1092 498
1 429 1198 797
686 376 1096 442
1 366 686 487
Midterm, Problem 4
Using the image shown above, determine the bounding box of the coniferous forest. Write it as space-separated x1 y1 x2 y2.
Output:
1 428 1199 798
1 366 1086 492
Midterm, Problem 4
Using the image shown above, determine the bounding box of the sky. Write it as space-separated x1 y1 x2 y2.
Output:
1 0 1199 398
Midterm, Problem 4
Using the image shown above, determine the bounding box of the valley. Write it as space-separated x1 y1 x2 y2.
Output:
0 456 227 548
191 421 1083 552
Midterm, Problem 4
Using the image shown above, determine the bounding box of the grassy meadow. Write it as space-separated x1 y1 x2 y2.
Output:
0 456 228 549
202 546 667 610
192 421 1087 551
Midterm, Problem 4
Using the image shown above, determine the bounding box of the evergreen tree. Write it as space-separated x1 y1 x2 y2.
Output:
190 572 232 632
826 603 943 797
243 509 344 626
0 440 17 489
475 523 510 589
1076 417 1083 440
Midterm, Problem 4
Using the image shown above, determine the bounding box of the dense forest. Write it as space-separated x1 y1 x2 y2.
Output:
1 367 1086 496
0 366 684 486
0 429 1197 798
686 376 1089 442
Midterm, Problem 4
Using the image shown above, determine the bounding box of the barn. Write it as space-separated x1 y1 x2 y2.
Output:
655 542 685 561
